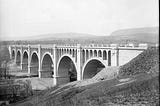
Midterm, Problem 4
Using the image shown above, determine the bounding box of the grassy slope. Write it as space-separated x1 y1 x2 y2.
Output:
11 47 159 106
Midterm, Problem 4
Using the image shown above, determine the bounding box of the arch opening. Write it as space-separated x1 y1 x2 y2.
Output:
16 51 21 66
64 49 66 54
83 59 105 79
72 49 75 57
62 49 64 55
22 51 28 72
90 50 93 57
69 49 72 55
86 50 89 60
12 50 15 60
82 50 85 63
108 51 111 66
41 54 53 78
59 49 62 57
98 50 102 57
94 50 97 57
103 50 107 60
58 56 77 85
30 53 39 76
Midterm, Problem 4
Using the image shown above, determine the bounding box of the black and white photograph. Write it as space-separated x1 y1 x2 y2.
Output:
0 0 159 106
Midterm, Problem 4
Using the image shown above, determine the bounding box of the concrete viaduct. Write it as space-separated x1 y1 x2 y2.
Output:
9 44 147 85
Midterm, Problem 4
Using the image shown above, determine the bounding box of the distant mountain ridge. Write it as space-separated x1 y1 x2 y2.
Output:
109 27 159 43
24 27 159 44
25 32 96 40
111 27 158 36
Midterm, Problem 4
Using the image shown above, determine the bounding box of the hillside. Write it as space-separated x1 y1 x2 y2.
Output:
10 47 159 106
24 32 97 40
118 47 159 77
17 27 159 44
109 27 159 44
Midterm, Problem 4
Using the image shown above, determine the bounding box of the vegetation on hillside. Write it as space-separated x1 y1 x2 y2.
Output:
0 43 34 105
118 47 159 77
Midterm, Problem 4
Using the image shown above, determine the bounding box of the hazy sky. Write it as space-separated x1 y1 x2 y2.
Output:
0 0 159 40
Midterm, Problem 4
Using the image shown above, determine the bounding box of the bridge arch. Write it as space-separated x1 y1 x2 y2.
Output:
22 51 28 71
41 52 54 78
103 50 107 60
82 57 107 79
82 50 85 63
69 49 72 55
22 50 28 55
108 50 111 66
30 51 39 76
57 54 77 85
86 50 89 60
12 50 15 60
16 50 21 66
94 50 97 57
98 50 102 57
90 50 93 57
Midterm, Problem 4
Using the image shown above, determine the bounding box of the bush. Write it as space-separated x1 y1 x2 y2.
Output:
0 79 33 103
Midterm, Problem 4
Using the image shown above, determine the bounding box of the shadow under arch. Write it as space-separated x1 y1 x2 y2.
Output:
16 50 21 66
82 57 107 79
12 50 15 60
57 54 77 85
22 51 28 72
30 52 39 76
41 53 54 78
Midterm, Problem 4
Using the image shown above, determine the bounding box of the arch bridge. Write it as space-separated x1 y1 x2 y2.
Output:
9 44 147 85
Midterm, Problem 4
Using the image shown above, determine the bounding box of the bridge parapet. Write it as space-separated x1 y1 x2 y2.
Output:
10 44 148 52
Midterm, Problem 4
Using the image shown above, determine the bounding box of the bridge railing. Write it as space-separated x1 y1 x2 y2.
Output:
10 44 149 50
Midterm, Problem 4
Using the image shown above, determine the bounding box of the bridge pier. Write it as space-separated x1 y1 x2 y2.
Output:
29 65 39 75
28 45 31 74
53 44 58 85
20 45 23 70
39 71 53 78
14 46 17 64
38 44 42 78
21 63 28 72
56 75 70 85
76 44 83 81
